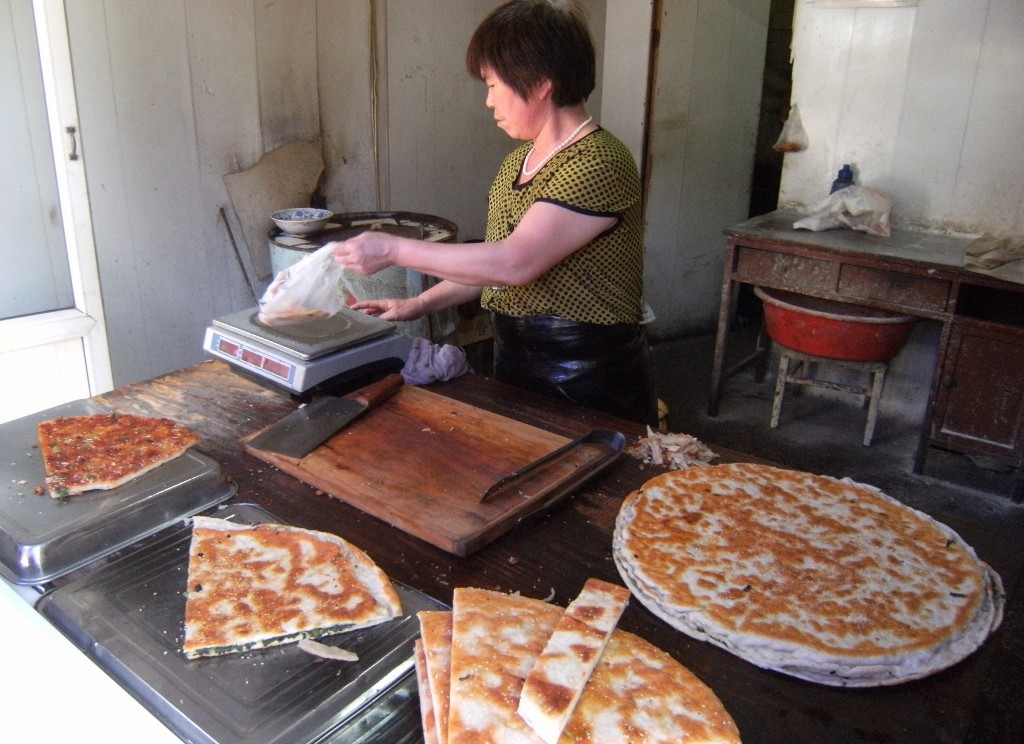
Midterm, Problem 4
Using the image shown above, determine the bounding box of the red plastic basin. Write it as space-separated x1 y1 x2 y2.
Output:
755 286 916 362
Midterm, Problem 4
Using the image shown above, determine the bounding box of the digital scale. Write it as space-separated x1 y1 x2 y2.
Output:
203 306 412 396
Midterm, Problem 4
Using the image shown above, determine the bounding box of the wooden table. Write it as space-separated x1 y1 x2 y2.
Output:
710 211 1024 497
90 360 1024 743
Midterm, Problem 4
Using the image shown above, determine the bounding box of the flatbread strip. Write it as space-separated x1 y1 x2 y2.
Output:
414 640 440 744
417 611 453 744
613 463 1006 687
37 413 200 497
182 516 401 659
517 578 630 744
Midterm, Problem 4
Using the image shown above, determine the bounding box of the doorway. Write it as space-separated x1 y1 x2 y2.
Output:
0 0 111 423
748 0 794 219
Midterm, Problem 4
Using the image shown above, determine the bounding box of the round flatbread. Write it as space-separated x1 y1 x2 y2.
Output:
613 463 1005 687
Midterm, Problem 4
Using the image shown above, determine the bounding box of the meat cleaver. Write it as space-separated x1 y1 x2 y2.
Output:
248 373 404 458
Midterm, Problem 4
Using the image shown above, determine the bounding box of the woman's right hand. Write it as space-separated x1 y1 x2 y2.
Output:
330 230 398 276
350 297 426 322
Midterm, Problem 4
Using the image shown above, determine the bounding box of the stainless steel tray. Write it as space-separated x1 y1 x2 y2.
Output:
36 503 445 744
0 399 236 585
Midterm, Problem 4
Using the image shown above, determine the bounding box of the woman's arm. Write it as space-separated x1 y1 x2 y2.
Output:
332 201 616 287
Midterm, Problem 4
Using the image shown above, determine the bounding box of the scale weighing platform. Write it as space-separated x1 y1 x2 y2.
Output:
203 306 412 395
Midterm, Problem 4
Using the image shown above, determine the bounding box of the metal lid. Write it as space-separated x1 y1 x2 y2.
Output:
268 210 458 250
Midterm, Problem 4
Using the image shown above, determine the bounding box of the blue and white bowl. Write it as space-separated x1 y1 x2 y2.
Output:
271 207 333 236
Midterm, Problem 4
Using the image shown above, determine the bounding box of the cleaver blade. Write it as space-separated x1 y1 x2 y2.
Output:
248 373 403 458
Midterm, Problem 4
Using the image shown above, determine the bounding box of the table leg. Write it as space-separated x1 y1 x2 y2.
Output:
708 245 738 417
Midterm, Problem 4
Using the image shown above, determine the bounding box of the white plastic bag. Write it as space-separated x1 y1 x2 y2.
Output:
794 186 892 238
257 244 348 326
773 105 809 153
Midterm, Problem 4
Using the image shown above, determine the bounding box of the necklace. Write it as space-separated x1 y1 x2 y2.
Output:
522 115 593 177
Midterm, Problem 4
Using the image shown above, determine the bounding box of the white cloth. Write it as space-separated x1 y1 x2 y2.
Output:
794 186 892 237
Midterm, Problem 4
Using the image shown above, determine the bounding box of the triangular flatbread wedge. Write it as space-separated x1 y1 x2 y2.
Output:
564 629 742 743
182 516 401 658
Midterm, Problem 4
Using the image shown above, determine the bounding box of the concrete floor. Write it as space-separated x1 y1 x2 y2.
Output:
649 324 1024 534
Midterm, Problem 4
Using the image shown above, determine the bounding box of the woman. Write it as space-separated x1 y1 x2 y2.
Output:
331 0 656 425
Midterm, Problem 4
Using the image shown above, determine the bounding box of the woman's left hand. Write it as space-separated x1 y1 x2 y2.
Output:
329 230 397 275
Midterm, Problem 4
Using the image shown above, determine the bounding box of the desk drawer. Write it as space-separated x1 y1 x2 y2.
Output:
734 247 837 292
837 265 952 313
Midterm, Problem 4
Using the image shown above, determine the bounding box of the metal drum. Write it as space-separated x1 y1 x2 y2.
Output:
268 211 459 342
268 211 458 276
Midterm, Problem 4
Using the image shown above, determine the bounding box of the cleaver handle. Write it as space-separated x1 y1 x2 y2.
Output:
351 372 405 410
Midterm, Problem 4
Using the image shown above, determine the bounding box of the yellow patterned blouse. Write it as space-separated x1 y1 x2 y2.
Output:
480 128 644 325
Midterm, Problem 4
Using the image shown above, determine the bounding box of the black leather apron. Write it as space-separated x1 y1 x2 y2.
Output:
491 312 657 426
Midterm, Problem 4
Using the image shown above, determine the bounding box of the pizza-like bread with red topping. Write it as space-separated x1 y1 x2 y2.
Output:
37 413 201 497
182 516 401 658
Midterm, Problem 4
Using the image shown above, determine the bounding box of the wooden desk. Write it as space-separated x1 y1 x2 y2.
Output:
87 360 1024 742
709 211 1024 497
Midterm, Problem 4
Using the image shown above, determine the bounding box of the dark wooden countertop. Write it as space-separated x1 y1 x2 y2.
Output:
97 360 1024 743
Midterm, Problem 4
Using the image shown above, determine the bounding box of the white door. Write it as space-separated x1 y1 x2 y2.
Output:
0 0 111 423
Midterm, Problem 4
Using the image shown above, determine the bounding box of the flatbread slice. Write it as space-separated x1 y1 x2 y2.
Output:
415 639 440 744
447 588 562 744
427 585 740 744
564 629 742 743
613 463 1005 686
417 611 453 744
517 578 630 744
182 516 402 658
37 413 200 497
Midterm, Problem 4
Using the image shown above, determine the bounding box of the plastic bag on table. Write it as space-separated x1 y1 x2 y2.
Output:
256 244 347 326
794 186 892 238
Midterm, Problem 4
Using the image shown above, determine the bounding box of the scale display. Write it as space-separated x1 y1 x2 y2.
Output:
206 330 299 385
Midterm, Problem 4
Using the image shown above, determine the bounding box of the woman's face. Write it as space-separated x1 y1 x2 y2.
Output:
482 68 546 142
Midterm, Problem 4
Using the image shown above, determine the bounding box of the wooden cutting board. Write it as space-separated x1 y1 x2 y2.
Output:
242 386 620 556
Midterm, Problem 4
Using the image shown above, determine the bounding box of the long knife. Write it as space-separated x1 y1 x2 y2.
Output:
247 373 404 458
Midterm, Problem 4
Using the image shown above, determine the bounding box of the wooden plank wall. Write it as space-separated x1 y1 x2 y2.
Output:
59 0 625 387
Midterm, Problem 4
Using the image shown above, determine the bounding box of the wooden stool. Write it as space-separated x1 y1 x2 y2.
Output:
770 346 888 446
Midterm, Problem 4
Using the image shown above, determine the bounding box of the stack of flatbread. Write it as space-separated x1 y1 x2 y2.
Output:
613 463 1005 687
415 579 741 744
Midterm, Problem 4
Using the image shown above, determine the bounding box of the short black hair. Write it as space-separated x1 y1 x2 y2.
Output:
466 0 595 107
